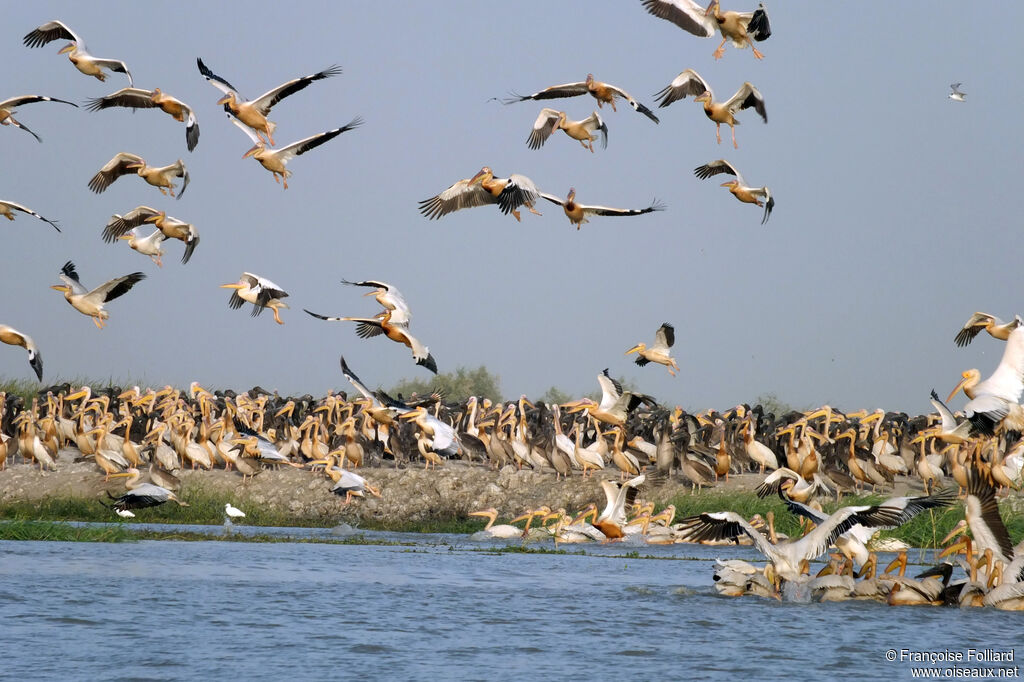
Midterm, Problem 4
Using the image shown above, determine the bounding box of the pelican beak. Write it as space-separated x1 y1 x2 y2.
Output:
242 145 260 159
940 521 967 546
58 43 75 54
937 539 967 559
50 284 67 292
220 283 244 289
117 234 133 241
107 472 133 479
720 181 733 187
947 374 970 403
625 344 643 355
468 168 488 185
216 94 231 106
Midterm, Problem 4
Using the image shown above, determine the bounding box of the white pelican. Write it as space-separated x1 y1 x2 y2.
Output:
653 69 765 148
527 109 607 152
0 199 60 232
103 207 199 265
954 312 1021 347
339 279 412 326
781 488 957 569
197 59 341 145
538 187 664 230
229 116 361 189
694 159 773 224
224 503 246 519
112 228 165 267
398 406 462 456
221 272 289 325
594 474 646 540
0 95 77 143
338 356 397 427
640 0 771 60
626 323 679 376
949 83 966 102
85 88 199 151
928 389 973 443
23 21 133 85
330 466 381 504
419 166 542 222
88 153 189 199
947 326 1024 433
675 500 930 583
107 468 188 512
0 325 43 380
50 261 145 329
469 508 523 539
941 466 1016 569
505 74 659 123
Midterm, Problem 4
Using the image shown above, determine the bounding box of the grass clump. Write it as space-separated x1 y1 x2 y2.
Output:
0 520 135 542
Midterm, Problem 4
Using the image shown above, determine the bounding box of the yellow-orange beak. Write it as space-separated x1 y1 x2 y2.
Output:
220 283 244 289
625 344 643 355
947 374 970 403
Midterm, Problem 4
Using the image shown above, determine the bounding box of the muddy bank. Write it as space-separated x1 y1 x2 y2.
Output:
0 448 765 525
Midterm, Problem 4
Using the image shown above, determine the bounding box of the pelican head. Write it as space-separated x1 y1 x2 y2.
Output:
144 211 167 225
947 370 979 402
695 90 712 104
468 508 498 523
242 144 264 159
216 93 236 107
625 343 646 356
566 187 577 203
58 42 76 55
468 166 493 185
720 179 739 189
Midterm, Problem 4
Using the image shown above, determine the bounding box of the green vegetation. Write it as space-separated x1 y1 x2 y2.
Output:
389 366 502 403
0 520 135 542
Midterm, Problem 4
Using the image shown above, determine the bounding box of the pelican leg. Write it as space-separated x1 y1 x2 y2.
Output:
752 46 765 60
713 38 727 60
511 209 522 222
715 124 722 145
272 308 284 325
92 316 104 330
158 187 169 196
527 205 542 217
731 126 738 149
587 139 594 153
282 176 289 190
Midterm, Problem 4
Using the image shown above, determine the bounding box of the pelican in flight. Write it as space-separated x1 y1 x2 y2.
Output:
505 74 659 123
85 88 199 151
339 279 412 326
0 199 60 232
221 272 289 325
103 207 199 265
419 167 542 222
954 312 1022 347
626 323 679 376
112 228 165 267
50 261 145 329
694 160 773 224
107 468 188 512
653 69 765 148
676 499 932 584
197 58 341 145
88 154 189 199
949 83 966 102
23 20 133 85
527 109 607 152
0 325 43 380
305 309 436 373
229 116 361 189
0 95 77 143
947 326 1024 434
640 1 771 60
539 187 664 229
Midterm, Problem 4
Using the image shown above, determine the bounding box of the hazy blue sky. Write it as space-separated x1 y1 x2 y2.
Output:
1 2 1020 414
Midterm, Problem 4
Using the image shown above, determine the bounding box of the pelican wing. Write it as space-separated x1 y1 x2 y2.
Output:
747 4 772 41
84 88 157 112
339 356 375 402
527 108 562 150
954 312 1016 347
90 58 133 86
196 58 242 97
598 368 623 410
341 279 412 326
0 95 78 110
694 159 744 184
23 20 80 48
180 228 199 264
929 389 962 433
87 272 146 303
653 322 674 350
59 261 88 296
676 511 778 557
229 115 263 145
170 160 190 199
419 179 495 219
504 82 589 104
183 107 200 152
274 118 362 163
965 467 1015 561
640 0 716 37
653 69 709 108
0 200 60 232
250 66 343 115
759 189 774 225
88 153 146 194
974 326 1024 403
578 199 665 218
600 83 660 123
582 111 608 148
102 206 160 241
496 174 540 216
725 82 767 122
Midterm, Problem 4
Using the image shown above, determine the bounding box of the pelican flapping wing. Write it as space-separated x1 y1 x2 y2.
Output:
640 0 716 37
0 325 43 380
0 199 60 231
272 118 363 163
954 312 1022 347
85 88 199 151
653 69 710 108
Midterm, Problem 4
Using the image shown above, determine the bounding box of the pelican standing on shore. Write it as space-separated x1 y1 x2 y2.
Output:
694 160 773 224
0 95 78 143
50 261 145 329
0 325 43 381
221 273 289 325
88 154 190 199
0 199 61 232
85 88 200 151
23 21 134 85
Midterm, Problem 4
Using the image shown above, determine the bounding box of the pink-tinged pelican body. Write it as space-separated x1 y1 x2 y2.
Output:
221 272 289 325
23 20 134 85
85 88 199 151
0 325 43 380
505 74 659 123
419 167 542 222
50 261 145 329
640 0 771 60
948 326 1024 434
694 159 773 224
197 58 341 145
653 69 765 148
0 95 77 143
626 323 679 376
539 187 664 229
88 153 189 199
527 109 608 152
229 116 361 189
102 207 199 265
